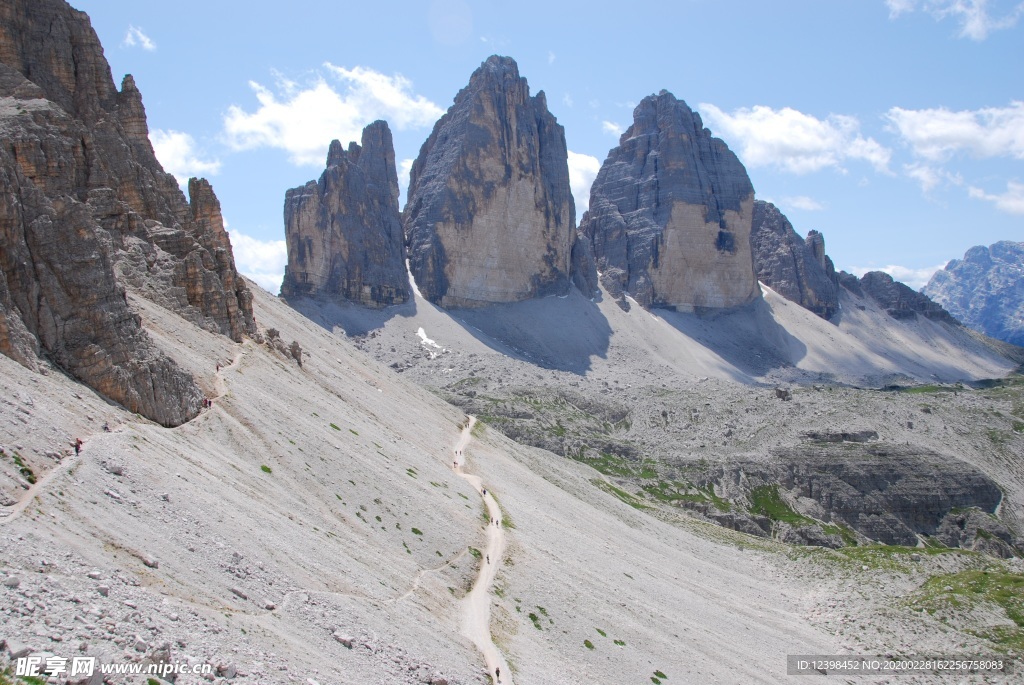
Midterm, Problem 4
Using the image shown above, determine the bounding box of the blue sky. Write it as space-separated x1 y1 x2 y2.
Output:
75 0 1022 292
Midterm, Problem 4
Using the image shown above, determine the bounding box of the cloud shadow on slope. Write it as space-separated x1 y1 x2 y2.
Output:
656 296 807 378
445 289 612 375
281 294 416 336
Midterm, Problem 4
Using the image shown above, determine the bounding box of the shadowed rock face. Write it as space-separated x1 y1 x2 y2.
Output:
281 121 408 307
923 241 1024 346
0 0 254 426
403 55 576 308
750 200 839 319
580 91 759 311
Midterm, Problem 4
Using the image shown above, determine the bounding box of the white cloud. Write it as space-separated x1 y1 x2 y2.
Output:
123 25 156 51
601 120 623 137
969 180 1024 214
227 229 287 293
886 102 1024 161
848 263 948 289
783 196 825 211
699 103 892 174
548 51 556 64
150 129 221 185
903 162 964 192
885 0 1024 40
562 93 574 108
567 151 601 215
223 65 444 166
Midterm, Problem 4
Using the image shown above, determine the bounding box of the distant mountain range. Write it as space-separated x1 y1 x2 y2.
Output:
925 241 1024 347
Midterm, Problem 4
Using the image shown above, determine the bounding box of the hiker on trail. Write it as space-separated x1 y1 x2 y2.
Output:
496 667 500 681
216 363 220 372
482 488 487 497
486 554 490 564
74 438 82 455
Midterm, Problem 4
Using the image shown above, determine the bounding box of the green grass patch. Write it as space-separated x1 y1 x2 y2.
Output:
654 671 668 679
614 638 625 646
748 485 814 526
9 452 35 484
528 612 542 630
821 523 859 546
406 467 418 478
330 423 340 430
593 479 650 510
260 464 272 474
349 428 359 435
910 569 1024 652
411 527 423 536
584 639 594 650
468 546 482 559
596 627 607 637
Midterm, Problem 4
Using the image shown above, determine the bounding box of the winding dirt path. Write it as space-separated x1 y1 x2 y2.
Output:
453 417 512 684
1 348 246 523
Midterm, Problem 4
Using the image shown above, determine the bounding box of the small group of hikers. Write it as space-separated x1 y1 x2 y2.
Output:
202 397 214 409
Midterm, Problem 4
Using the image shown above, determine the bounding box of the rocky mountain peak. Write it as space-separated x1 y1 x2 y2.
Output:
579 91 759 311
750 200 839 319
0 0 254 426
403 55 576 308
924 240 1024 345
281 120 408 307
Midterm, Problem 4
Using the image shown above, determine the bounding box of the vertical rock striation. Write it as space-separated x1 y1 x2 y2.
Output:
281 121 408 307
923 241 1024 346
403 55 576 308
0 0 255 426
750 200 839 319
579 91 759 311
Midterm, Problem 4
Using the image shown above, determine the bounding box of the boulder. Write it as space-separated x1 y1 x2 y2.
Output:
281 121 408 307
579 91 759 311
404 55 577 308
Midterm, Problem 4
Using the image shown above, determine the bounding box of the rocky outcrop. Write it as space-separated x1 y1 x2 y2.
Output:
281 121 408 307
404 55 576 308
750 200 838 319
923 241 1024 346
579 91 759 311
0 0 254 426
842 271 956 323
687 444 1017 553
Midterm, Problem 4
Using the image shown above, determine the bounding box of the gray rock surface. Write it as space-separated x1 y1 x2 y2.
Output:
579 91 759 311
403 55 576 308
0 0 255 426
923 241 1024 346
281 121 408 307
840 271 956 323
750 200 838 319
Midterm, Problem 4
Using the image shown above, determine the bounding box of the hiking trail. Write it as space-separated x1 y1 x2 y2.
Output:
453 416 512 684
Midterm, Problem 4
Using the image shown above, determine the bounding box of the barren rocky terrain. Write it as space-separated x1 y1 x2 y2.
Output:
2 280 1020 684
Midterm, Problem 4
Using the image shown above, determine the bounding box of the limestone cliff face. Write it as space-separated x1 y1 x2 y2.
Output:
281 121 408 307
579 91 759 311
0 0 255 426
750 200 838 319
404 55 576 308
923 241 1024 346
